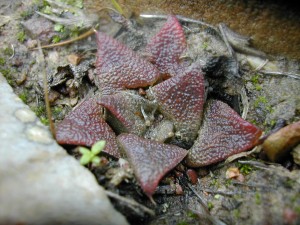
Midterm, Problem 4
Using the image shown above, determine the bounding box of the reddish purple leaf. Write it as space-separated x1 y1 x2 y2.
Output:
117 133 187 197
186 100 262 167
97 91 155 136
145 15 187 78
147 66 205 144
95 31 160 95
56 98 121 158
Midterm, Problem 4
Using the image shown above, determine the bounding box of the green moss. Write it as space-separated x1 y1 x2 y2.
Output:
207 202 214 211
210 178 220 187
177 222 190 225
42 5 52 14
255 84 262 91
254 96 268 108
255 192 261 205
19 90 29 103
20 9 34 19
0 58 5 66
238 163 253 175
3 47 14 56
202 42 209 50
251 74 260 84
0 68 14 86
187 211 198 219
32 105 46 117
52 106 63 117
233 209 240 219
295 206 300 214
52 35 61 43
17 31 26 43
225 178 232 187
58 0 83 8
54 24 65 32
40 117 49 125
284 178 296 189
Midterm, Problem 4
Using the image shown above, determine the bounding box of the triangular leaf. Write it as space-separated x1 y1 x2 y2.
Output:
186 100 262 167
145 15 187 78
95 32 160 95
147 66 205 145
118 133 187 197
56 98 121 158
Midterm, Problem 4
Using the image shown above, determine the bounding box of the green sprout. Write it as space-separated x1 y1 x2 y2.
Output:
17 31 26 43
79 140 106 166
52 35 61 43
54 24 65 32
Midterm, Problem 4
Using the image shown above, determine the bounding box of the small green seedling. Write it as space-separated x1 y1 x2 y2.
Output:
79 140 106 166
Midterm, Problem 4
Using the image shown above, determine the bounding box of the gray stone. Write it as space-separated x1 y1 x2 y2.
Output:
0 73 128 225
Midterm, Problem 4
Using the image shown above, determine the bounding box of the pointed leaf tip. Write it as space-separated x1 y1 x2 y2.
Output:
55 98 121 158
95 32 160 95
186 100 262 167
117 133 187 197
91 140 106 155
148 66 205 144
145 15 187 77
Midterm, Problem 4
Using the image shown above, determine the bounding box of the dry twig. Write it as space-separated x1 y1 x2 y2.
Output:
105 190 155 216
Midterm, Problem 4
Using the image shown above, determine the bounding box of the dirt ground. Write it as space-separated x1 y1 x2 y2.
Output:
0 0 300 224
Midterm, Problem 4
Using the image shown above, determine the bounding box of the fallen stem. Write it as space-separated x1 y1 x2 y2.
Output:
140 14 217 30
31 28 96 50
240 86 249 119
9 44 15 59
197 188 241 196
186 183 209 214
224 145 262 164
259 70 300 80
105 190 155 216
37 41 56 138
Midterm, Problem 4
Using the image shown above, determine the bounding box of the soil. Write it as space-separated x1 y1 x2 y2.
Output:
0 0 300 225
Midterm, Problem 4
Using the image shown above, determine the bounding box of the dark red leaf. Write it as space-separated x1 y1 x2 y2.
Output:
186 100 262 167
56 98 120 158
147 66 205 145
97 91 155 136
145 15 187 78
95 32 160 95
117 133 187 197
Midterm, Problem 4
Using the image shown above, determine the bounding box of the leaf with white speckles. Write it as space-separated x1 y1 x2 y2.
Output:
95 32 161 95
145 15 187 78
148 65 205 145
186 100 262 167
56 98 121 158
117 133 187 197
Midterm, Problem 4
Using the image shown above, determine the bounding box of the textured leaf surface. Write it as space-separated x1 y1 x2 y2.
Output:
148 66 205 144
145 15 187 77
186 100 262 167
56 98 120 158
97 91 155 136
95 32 160 95
117 133 187 197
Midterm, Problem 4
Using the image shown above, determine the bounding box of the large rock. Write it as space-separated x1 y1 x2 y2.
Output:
0 73 128 225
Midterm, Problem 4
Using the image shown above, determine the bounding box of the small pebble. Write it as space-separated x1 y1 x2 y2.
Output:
26 126 53 144
186 169 198 184
15 108 36 123
67 54 81 66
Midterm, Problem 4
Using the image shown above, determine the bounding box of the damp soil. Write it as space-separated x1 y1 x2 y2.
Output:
1 1 300 225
